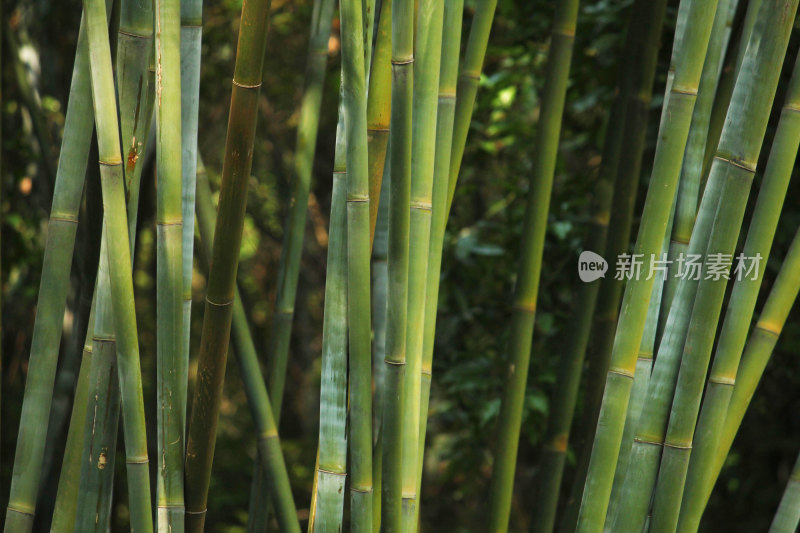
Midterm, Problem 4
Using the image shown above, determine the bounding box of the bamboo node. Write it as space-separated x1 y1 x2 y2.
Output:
98 158 123 167
367 127 390 133
186 509 208 515
6 504 35 517
410 200 433 212
513 302 536 314
206 296 234 308
755 321 782 337
663 442 692 450
391 57 414 65
126 456 150 464
783 104 800 114
232 79 262 89
49 214 79 223
708 376 735 386
671 87 699 97
318 468 347 477
118 28 152 39
351 486 373 494
633 437 663 447
608 368 634 379
552 28 576 38
460 72 480 81
714 155 756 173
347 195 369 203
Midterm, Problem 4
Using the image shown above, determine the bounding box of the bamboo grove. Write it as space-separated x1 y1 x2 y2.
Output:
4 0 800 531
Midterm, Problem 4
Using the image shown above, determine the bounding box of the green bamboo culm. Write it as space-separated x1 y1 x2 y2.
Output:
180 0 203 472
381 0 414 528
184 0 274 529
73 1 156 527
769 450 800 533
648 4 798 531
194 160 301 533
485 1 579 530
340 0 374 527
73 245 123 533
83 0 154 527
575 2 720 531
704 226 800 508
155 0 186 528
446 0 498 214
308 107 349 532
3 14 96 532
677 47 800 533
366 0 392 242
414 0 464 518
400 0 444 529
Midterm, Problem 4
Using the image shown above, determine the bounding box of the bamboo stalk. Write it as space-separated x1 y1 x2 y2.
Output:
381 0 414 527
308 103 349 532
661 0 737 329
3 14 96 532
154 0 186 528
82 0 154 527
705 227 800 506
340 0 374 527
648 4 798 531
183 0 275 528
485 1 579 531
677 48 800 533
769 450 800 533
413 0 463 521
575 3 720 531
367 0 392 242
446 0 498 214
399 0 444 529
194 159 301 533
179 0 203 496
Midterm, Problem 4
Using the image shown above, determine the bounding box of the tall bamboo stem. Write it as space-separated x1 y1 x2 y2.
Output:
3 14 96 532
486 1 579 531
83 0 154 527
769 450 800 533
184 0 275 529
381 0 414 528
400 0 444 529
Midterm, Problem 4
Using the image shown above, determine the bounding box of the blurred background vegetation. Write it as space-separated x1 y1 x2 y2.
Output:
2 0 800 531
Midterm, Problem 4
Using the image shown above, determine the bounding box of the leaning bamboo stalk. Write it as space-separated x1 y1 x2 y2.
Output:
446 0 498 214
661 0 736 324
183 0 275 528
575 2 720 530
73 250 123 533
381 0 414 528
769 450 800 533
366 0 392 242
648 4 797 530
705 226 800 505
400 0 444 529
308 103 348 533
3 14 96 532
154 0 186 528
340 0 374 527
413 0 463 520
82 0 154 527
194 159 301 533
677 47 800 533
486 1 579 531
